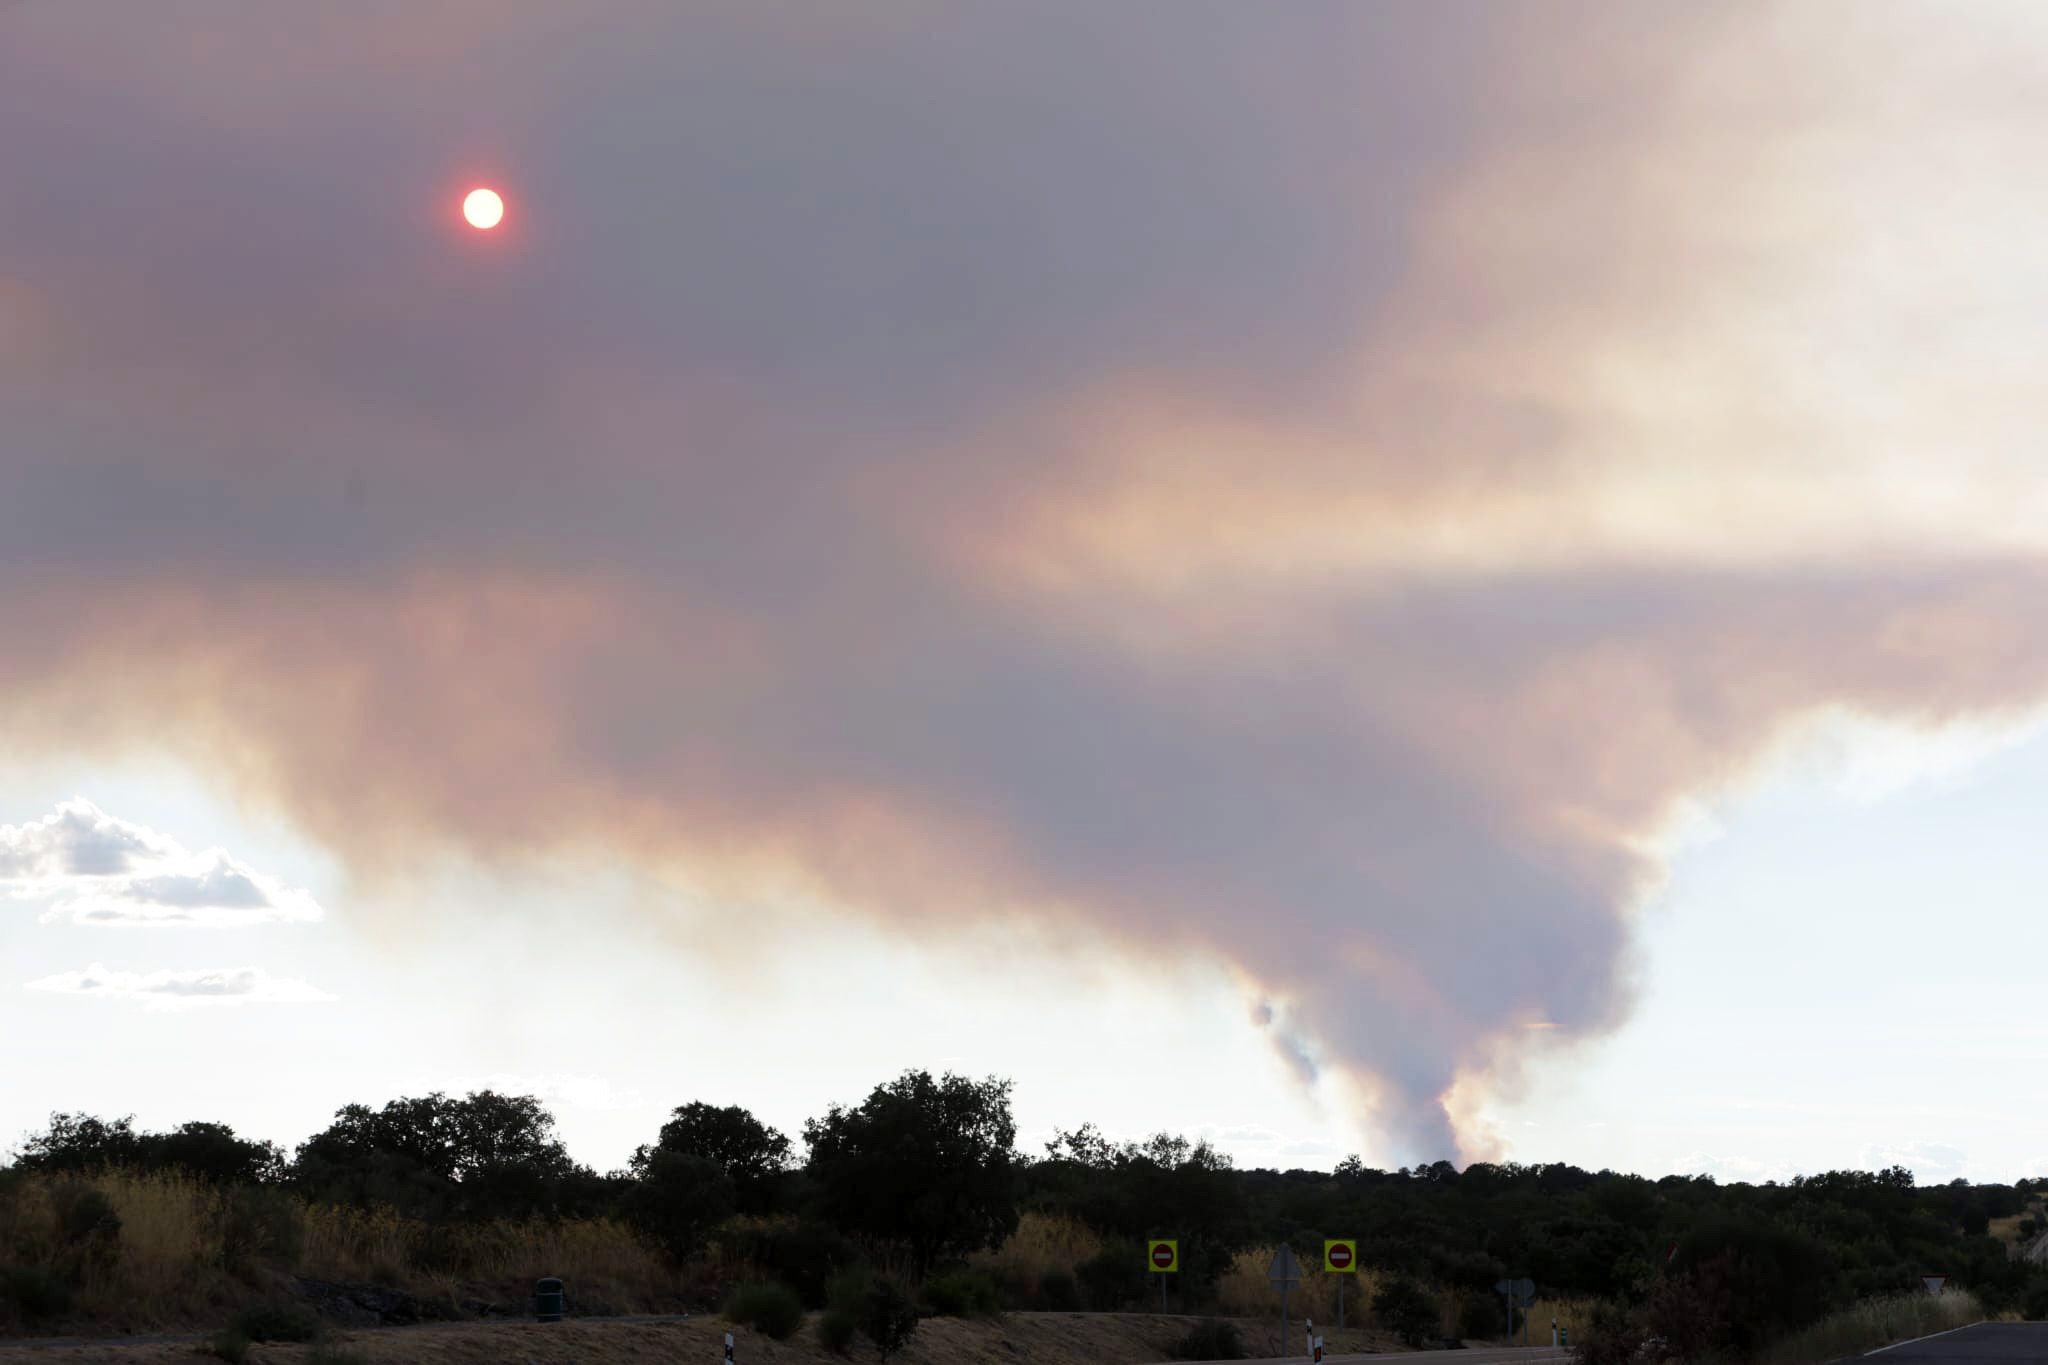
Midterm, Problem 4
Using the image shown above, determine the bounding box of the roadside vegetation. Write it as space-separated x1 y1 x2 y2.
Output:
3 1074 2045 1362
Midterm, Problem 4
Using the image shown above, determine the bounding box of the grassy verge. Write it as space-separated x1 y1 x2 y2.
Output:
0 1167 686 1334
1754 1291 1981 1365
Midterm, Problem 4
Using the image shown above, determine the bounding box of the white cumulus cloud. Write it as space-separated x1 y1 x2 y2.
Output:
25 962 335 1010
2 798 322 927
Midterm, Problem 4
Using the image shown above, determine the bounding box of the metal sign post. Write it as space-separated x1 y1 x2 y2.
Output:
1324 1239 1356 1330
1148 1239 1179 1313
1495 1277 1534 1344
1268 1244 1301 1355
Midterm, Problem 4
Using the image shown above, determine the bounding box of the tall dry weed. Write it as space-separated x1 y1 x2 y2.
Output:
967 1212 1102 1306
0 1168 681 1328
1213 1245 1378 1322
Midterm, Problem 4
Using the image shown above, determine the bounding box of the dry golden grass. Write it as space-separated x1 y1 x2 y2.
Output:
1213 1245 1376 1321
0 1168 681 1332
966 1211 1102 1305
1521 1295 1603 1347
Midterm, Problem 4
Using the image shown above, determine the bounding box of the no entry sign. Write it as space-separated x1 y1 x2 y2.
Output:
1324 1239 1356 1272
1149 1239 1179 1272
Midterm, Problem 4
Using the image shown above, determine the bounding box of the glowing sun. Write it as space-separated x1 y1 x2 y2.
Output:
462 187 504 230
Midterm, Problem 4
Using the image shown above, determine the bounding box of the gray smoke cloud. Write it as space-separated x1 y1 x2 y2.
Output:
6 2 2048 1157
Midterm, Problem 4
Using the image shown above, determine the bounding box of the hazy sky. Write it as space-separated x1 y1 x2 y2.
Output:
8 1 2048 1178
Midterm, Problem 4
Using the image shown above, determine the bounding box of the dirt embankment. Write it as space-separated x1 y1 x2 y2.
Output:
0 1311 1416 1364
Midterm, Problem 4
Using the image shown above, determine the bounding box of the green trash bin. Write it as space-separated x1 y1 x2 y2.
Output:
534 1276 565 1322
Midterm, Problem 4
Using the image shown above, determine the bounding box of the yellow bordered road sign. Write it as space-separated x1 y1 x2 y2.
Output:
1324 1238 1357 1273
1148 1239 1179 1273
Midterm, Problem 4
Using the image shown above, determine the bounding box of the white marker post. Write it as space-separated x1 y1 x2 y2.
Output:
723 1329 734 1362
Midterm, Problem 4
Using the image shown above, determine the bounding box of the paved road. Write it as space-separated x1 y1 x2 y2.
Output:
1170 1348 1569 1365
1848 1322 2048 1361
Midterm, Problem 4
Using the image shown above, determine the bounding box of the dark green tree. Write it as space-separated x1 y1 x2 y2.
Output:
803 1070 1018 1275
623 1148 736 1262
15 1114 283 1185
292 1090 588 1220
633 1101 791 1214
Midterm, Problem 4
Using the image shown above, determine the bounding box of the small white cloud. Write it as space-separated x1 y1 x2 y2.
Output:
3 798 322 927
0 798 171 878
1862 1141 1968 1182
1203 1124 1284 1144
1671 1151 1791 1183
394 1073 644 1111
25 962 336 1011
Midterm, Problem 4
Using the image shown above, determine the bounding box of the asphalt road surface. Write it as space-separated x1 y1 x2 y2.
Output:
1849 1322 2048 1361
1173 1348 1569 1365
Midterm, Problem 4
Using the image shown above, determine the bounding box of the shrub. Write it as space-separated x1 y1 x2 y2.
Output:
818 1306 858 1353
721 1280 805 1339
1077 1240 1147 1311
49 1180 121 1279
1570 1301 1656 1365
0 1265 74 1327
1038 1267 1081 1310
1170 1319 1245 1359
228 1300 324 1342
861 1276 920 1361
1459 1288 1508 1340
922 1268 1000 1317
206 1330 250 1364
1373 1274 1439 1348
826 1263 873 1312
714 1215 858 1306
216 1185 304 1274
1665 1218 1834 1356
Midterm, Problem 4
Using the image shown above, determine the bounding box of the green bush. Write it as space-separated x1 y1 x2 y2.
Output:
921 1268 1000 1317
228 1300 324 1343
1038 1267 1081 1311
0 1265 74 1327
861 1276 920 1361
207 1329 250 1364
713 1216 859 1306
826 1263 874 1313
1373 1274 1439 1348
1169 1319 1245 1359
216 1185 304 1275
1459 1288 1507 1340
52 1181 121 1247
1076 1240 1147 1310
721 1280 805 1339
49 1180 121 1280
817 1306 858 1353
